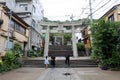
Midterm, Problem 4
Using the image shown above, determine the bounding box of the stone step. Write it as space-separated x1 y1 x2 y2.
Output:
48 50 73 57
48 45 73 57
22 59 98 68
49 45 72 50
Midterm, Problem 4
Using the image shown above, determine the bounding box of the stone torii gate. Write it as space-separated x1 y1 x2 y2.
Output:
40 21 83 57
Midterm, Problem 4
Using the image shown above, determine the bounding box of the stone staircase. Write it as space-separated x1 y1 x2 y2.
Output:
48 45 73 57
22 57 98 68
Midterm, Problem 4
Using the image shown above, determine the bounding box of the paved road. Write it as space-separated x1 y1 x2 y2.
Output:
0 67 120 80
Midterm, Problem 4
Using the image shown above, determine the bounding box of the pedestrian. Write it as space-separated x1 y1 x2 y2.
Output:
44 56 49 68
65 55 70 66
51 56 56 67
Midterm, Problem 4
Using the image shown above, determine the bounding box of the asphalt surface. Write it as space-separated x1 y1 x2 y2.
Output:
0 67 120 80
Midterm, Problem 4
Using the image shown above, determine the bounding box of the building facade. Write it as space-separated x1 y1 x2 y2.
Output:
0 4 29 56
81 26 91 56
102 4 120 22
0 0 44 50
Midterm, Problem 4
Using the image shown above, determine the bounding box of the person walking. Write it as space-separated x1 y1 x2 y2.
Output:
44 56 49 68
51 56 56 67
65 55 70 66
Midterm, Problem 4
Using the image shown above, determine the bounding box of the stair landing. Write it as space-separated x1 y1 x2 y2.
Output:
21 57 98 68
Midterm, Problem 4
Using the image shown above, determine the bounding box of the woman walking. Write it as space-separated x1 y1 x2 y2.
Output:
44 56 49 68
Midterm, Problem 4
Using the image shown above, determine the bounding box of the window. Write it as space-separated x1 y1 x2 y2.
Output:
64 26 71 30
25 7 28 11
19 4 28 7
42 26 47 30
15 22 26 35
6 40 13 49
10 20 15 30
50 26 58 30
19 4 28 11
118 14 120 21
108 14 114 22
82 31 85 36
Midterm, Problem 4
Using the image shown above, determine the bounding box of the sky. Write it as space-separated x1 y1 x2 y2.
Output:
40 0 120 21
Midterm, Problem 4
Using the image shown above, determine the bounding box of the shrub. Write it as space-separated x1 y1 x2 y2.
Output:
77 42 85 51
27 50 39 57
91 19 120 68
12 42 22 57
0 50 21 73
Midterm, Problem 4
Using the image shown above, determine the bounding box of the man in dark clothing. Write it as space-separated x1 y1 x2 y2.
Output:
65 55 70 66
51 56 56 67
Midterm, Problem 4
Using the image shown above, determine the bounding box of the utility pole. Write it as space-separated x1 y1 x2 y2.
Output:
7 9 12 51
89 0 93 55
70 14 74 21
89 0 93 23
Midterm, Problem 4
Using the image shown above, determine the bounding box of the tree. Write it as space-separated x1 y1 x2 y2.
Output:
91 19 120 68
43 17 49 22
77 42 85 51
50 33 55 44
63 33 72 45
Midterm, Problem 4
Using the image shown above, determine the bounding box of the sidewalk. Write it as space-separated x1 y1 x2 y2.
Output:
0 67 120 80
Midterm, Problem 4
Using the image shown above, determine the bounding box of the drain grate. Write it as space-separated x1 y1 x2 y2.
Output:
63 72 72 76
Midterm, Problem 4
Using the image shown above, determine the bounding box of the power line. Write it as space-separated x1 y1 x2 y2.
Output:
79 3 89 18
93 1 119 17
92 0 112 15
93 0 104 8
79 0 98 19
80 0 100 19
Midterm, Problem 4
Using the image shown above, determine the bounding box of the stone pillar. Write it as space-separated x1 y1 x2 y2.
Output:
72 25 78 57
44 25 50 56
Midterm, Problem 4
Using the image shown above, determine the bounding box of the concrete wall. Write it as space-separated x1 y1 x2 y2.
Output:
0 0 16 10
15 2 32 13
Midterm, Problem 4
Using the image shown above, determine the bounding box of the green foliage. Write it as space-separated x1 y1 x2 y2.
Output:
77 42 85 51
12 42 22 57
49 33 72 45
91 19 120 68
0 50 21 73
43 17 49 22
0 58 3 65
90 53 99 60
50 33 55 44
63 33 72 45
27 50 35 57
40 48 44 56
27 49 41 57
